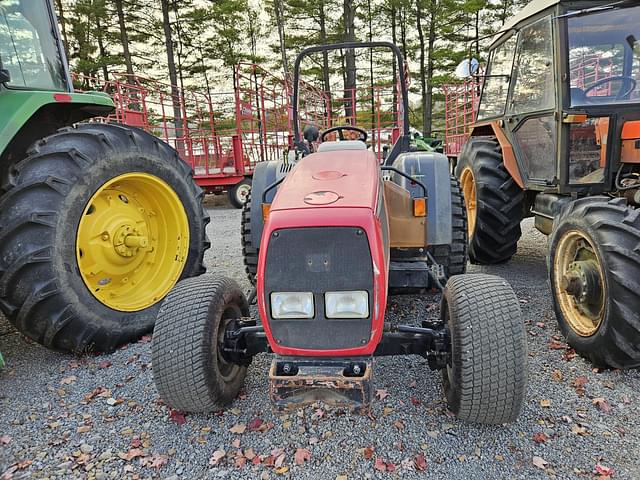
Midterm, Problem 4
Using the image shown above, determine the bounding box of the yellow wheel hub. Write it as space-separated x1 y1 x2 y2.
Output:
460 167 477 237
553 230 606 337
76 173 190 312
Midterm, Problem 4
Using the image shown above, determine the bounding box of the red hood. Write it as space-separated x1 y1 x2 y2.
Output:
271 149 380 212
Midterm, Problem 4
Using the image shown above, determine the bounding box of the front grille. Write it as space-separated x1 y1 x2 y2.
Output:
264 227 374 350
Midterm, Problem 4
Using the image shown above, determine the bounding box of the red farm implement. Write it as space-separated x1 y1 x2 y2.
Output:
73 65 329 207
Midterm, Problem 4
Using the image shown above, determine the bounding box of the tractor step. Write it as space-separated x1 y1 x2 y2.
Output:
269 359 373 413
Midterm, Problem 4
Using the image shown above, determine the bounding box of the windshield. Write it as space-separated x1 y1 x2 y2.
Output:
568 5 640 106
0 0 66 90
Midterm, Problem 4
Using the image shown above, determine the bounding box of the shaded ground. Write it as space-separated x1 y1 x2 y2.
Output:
1 201 639 479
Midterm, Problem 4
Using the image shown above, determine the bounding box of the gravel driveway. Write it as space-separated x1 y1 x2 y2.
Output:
1 198 639 479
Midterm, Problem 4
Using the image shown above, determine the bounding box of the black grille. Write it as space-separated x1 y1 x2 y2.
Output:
264 227 374 350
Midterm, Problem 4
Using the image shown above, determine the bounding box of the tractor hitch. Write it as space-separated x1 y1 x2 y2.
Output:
269 358 373 413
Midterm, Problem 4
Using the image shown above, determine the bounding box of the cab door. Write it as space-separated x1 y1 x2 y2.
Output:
504 15 558 187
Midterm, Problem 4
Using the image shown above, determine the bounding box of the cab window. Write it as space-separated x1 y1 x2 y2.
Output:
477 35 517 120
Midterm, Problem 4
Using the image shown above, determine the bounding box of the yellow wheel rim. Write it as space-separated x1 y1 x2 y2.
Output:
460 167 477 237
76 173 190 312
553 230 606 337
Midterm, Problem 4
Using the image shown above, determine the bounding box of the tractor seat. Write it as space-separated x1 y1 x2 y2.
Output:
317 140 367 152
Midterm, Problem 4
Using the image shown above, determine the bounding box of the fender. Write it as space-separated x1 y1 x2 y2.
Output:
391 151 452 247
471 121 525 188
248 160 288 248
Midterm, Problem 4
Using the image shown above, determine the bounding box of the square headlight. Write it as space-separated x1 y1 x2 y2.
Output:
270 292 314 319
325 291 369 319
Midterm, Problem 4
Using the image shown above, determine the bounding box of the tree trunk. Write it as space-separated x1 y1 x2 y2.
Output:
273 0 289 76
114 0 135 79
319 0 331 109
416 2 427 136
343 0 357 121
54 0 70 61
95 16 109 81
424 0 437 137
160 0 183 151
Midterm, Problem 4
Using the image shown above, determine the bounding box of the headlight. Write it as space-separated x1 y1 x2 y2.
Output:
270 292 314 319
325 291 369 319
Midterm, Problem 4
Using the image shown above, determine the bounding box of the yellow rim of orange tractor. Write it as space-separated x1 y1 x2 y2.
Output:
553 230 606 337
460 167 477 237
76 173 190 312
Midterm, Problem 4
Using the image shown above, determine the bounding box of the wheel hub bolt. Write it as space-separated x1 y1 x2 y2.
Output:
352 364 361 375
561 273 583 297
282 363 291 374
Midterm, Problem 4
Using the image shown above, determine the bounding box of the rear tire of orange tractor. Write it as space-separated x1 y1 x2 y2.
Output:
0 123 209 353
456 137 523 264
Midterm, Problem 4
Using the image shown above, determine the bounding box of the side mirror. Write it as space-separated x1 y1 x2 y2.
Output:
0 69 10 83
454 58 479 79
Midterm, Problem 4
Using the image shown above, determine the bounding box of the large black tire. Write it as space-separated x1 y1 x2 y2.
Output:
428 176 468 277
152 275 249 412
441 274 527 424
241 192 259 285
455 137 523 264
548 197 640 368
0 123 208 353
229 177 251 209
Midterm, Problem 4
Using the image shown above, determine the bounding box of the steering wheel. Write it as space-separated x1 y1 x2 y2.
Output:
321 126 368 143
583 76 637 101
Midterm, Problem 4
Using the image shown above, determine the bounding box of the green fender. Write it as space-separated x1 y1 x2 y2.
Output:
0 88 114 156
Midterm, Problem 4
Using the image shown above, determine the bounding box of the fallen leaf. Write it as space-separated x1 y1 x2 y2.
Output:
232 438 241 449
209 449 226 465
118 448 145 461
363 447 374 460
76 425 91 434
540 399 552 408
141 453 168 469
248 418 263 431
532 456 548 470
571 424 588 436
244 448 256 460
374 457 387 472
98 360 112 369
593 397 612 413
274 452 286 468
230 423 247 434
294 448 311 465
551 370 563 382
274 465 289 474
415 454 427 471
393 420 405 430
532 432 548 444
571 376 588 396
138 334 152 343
594 463 615 477
548 339 567 350
169 410 186 425
410 396 421 406
0 435 12 445
375 389 389 400
235 456 247 468
408 380 417 388
60 375 77 385
563 348 577 361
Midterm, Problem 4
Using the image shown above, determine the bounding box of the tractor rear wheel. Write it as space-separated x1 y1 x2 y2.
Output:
455 137 523 264
229 178 251 209
241 192 259 285
0 123 208 353
549 197 640 368
152 275 249 411
442 274 527 424
428 176 468 277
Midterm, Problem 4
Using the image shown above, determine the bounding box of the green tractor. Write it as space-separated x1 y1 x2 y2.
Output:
0 0 208 356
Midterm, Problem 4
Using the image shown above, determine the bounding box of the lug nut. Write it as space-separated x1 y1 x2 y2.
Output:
352 364 361 375
282 363 291 374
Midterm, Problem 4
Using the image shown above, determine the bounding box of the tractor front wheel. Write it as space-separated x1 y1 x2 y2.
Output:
455 137 523 264
152 275 249 412
549 197 640 368
0 123 208 353
441 274 527 424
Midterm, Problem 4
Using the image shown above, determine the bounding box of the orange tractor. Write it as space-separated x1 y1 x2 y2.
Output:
450 0 640 368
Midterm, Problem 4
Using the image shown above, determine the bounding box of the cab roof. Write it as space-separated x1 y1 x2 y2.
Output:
493 0 615 44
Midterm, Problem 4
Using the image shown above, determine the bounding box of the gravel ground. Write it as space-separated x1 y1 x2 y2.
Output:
1 197 639 480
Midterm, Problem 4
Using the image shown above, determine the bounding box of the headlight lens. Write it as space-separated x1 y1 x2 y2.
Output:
325 291 369 319
270 292 314 319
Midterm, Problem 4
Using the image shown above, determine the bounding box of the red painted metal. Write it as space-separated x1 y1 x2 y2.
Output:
443 78 482 157
257 149 387 357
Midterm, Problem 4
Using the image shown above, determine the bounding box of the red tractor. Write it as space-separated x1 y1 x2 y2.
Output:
152 43 527 424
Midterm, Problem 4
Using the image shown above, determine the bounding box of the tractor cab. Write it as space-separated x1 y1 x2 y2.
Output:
0 0 70 91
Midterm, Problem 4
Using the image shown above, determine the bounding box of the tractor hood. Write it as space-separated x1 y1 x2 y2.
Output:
270 149 380 213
